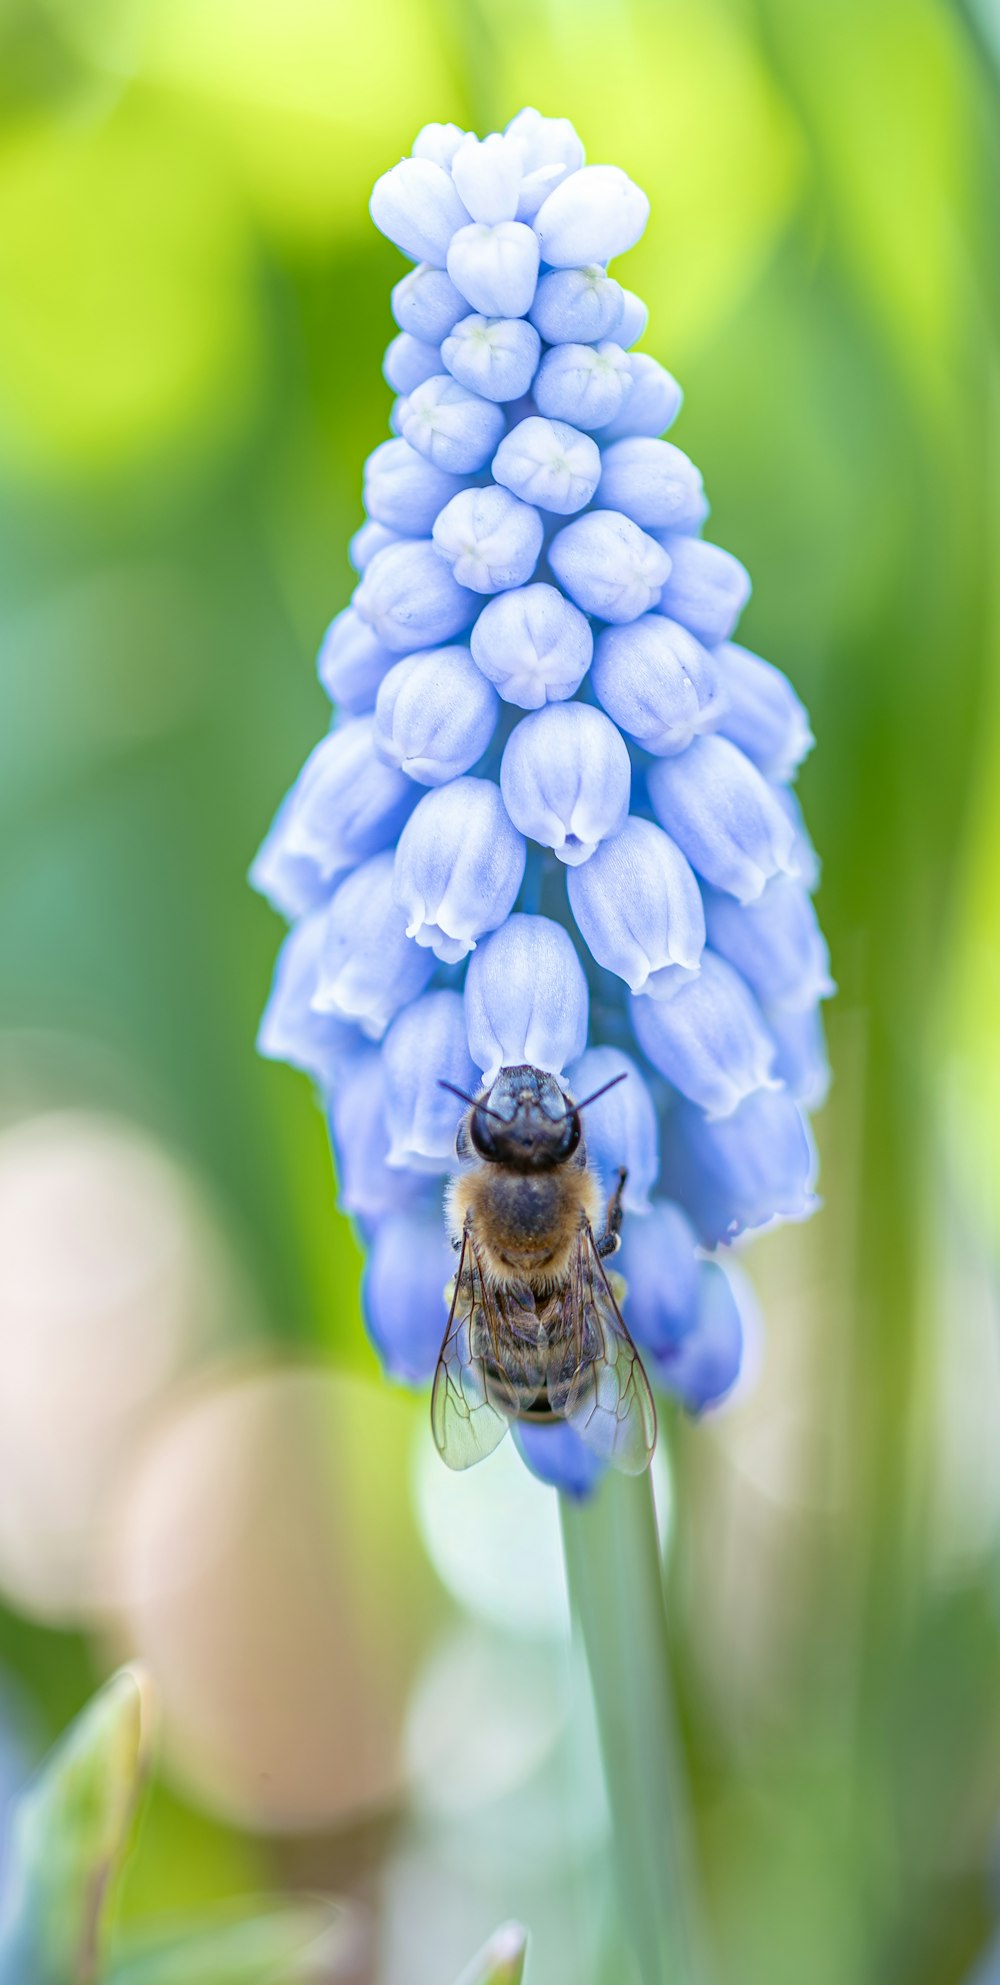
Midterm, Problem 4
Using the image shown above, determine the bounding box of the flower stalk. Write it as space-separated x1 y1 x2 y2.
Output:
560 1467 707 1985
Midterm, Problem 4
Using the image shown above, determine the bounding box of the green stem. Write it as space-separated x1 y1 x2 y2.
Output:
560 1468 707 1985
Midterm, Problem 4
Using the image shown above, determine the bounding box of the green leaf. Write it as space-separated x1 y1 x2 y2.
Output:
0 1666 153 1985
452 1922 528 1985
107 1898 352 1985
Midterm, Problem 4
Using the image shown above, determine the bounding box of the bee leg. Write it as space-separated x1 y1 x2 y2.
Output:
595 1167 627 1258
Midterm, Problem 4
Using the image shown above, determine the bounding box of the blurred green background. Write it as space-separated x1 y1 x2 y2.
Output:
1 1 1000 1980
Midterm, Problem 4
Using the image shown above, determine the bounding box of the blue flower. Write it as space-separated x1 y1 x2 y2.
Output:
252 107 831 1495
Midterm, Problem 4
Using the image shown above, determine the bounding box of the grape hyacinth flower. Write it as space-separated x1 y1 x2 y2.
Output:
252 108 831 1501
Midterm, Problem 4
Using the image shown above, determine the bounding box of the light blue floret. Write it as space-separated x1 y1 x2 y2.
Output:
250 719 416 918
630 948 779 1119
533 341 633 431
598 354 682 440
363 436 464 534
565 1046 659 1214
464 913 589 1084
373 643 499 784
567 815 705 996
312 849 435 1037
470 581 593 707
431 485 543 592
441 313 541 402
648 735 799 902
597 437 707 533
615 1200 700 1353
491 415 601 515
363 1211 455 1384
446 220 540 317
548 509 670 622
354 539 477 652
499 702 631 863
398 374 506 475
391 263 466 342
592 614 725 754
317 607 395 713
529 266 625 345
253 103 831 1496
381 988 480 1169
655 535 752 646
383 332 442 395
392 775 526 963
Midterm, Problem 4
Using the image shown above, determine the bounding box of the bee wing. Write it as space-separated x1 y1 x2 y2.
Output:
560 1226 657 1475
430 1227 512 1471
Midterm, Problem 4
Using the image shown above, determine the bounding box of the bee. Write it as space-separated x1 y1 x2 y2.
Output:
431 1064 656 1475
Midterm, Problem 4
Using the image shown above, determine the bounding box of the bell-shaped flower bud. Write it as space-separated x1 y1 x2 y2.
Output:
534 164 650 266
257 909 362 1090
411 121 467 168
250 720 416 918
598 438 707 532
568 816 705 997
616 290 649 348
432 485 544 593
592 614 725 756
381 989 480 1170
597 354 682 441
534 341 633 431
393 776 526 964
470 581 593 707
363 436 464 533
491 415 601 515
763 1001 830 1109
369 156 470 267
441 313 541 402
513 1420 605 1497
374 643 498 785
450 131 524 224
312 850 435 1038
354 539 478 653
465 913 588 1083
565 1045 659 1213
648 735 799 902
656 536 751 645
715 641 814 783
362 1211 453 1383
391 263 467 343
397 374 506 475
652 1261 743 1412
615 1199 700 1353
529 265 625 344
631 949 778 1118
382 332 442 395
317 607 395 712
659 1088 818 1246
348 522 404 576
548 510 670 622
500 703 630 864
703 876 834 1011
446 220 540 317
329 1049 435 1221
505 107 585 218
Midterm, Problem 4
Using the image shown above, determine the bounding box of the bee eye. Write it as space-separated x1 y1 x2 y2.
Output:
470 1108 498 1158
560 1112 581 1158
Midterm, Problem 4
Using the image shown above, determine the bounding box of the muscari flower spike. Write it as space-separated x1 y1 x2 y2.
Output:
253 107 832 1496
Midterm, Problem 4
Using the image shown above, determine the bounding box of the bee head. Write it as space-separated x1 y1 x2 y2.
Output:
476 1066 582 1170
442 1065 580 1171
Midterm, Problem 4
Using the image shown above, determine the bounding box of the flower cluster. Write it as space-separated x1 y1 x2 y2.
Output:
252 109 831 1492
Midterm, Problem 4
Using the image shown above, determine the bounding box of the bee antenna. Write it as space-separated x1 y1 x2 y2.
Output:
437 1079 506 1123
569 1071 629 1117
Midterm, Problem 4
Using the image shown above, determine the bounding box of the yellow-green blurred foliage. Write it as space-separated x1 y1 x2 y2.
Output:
1 2 999 1982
